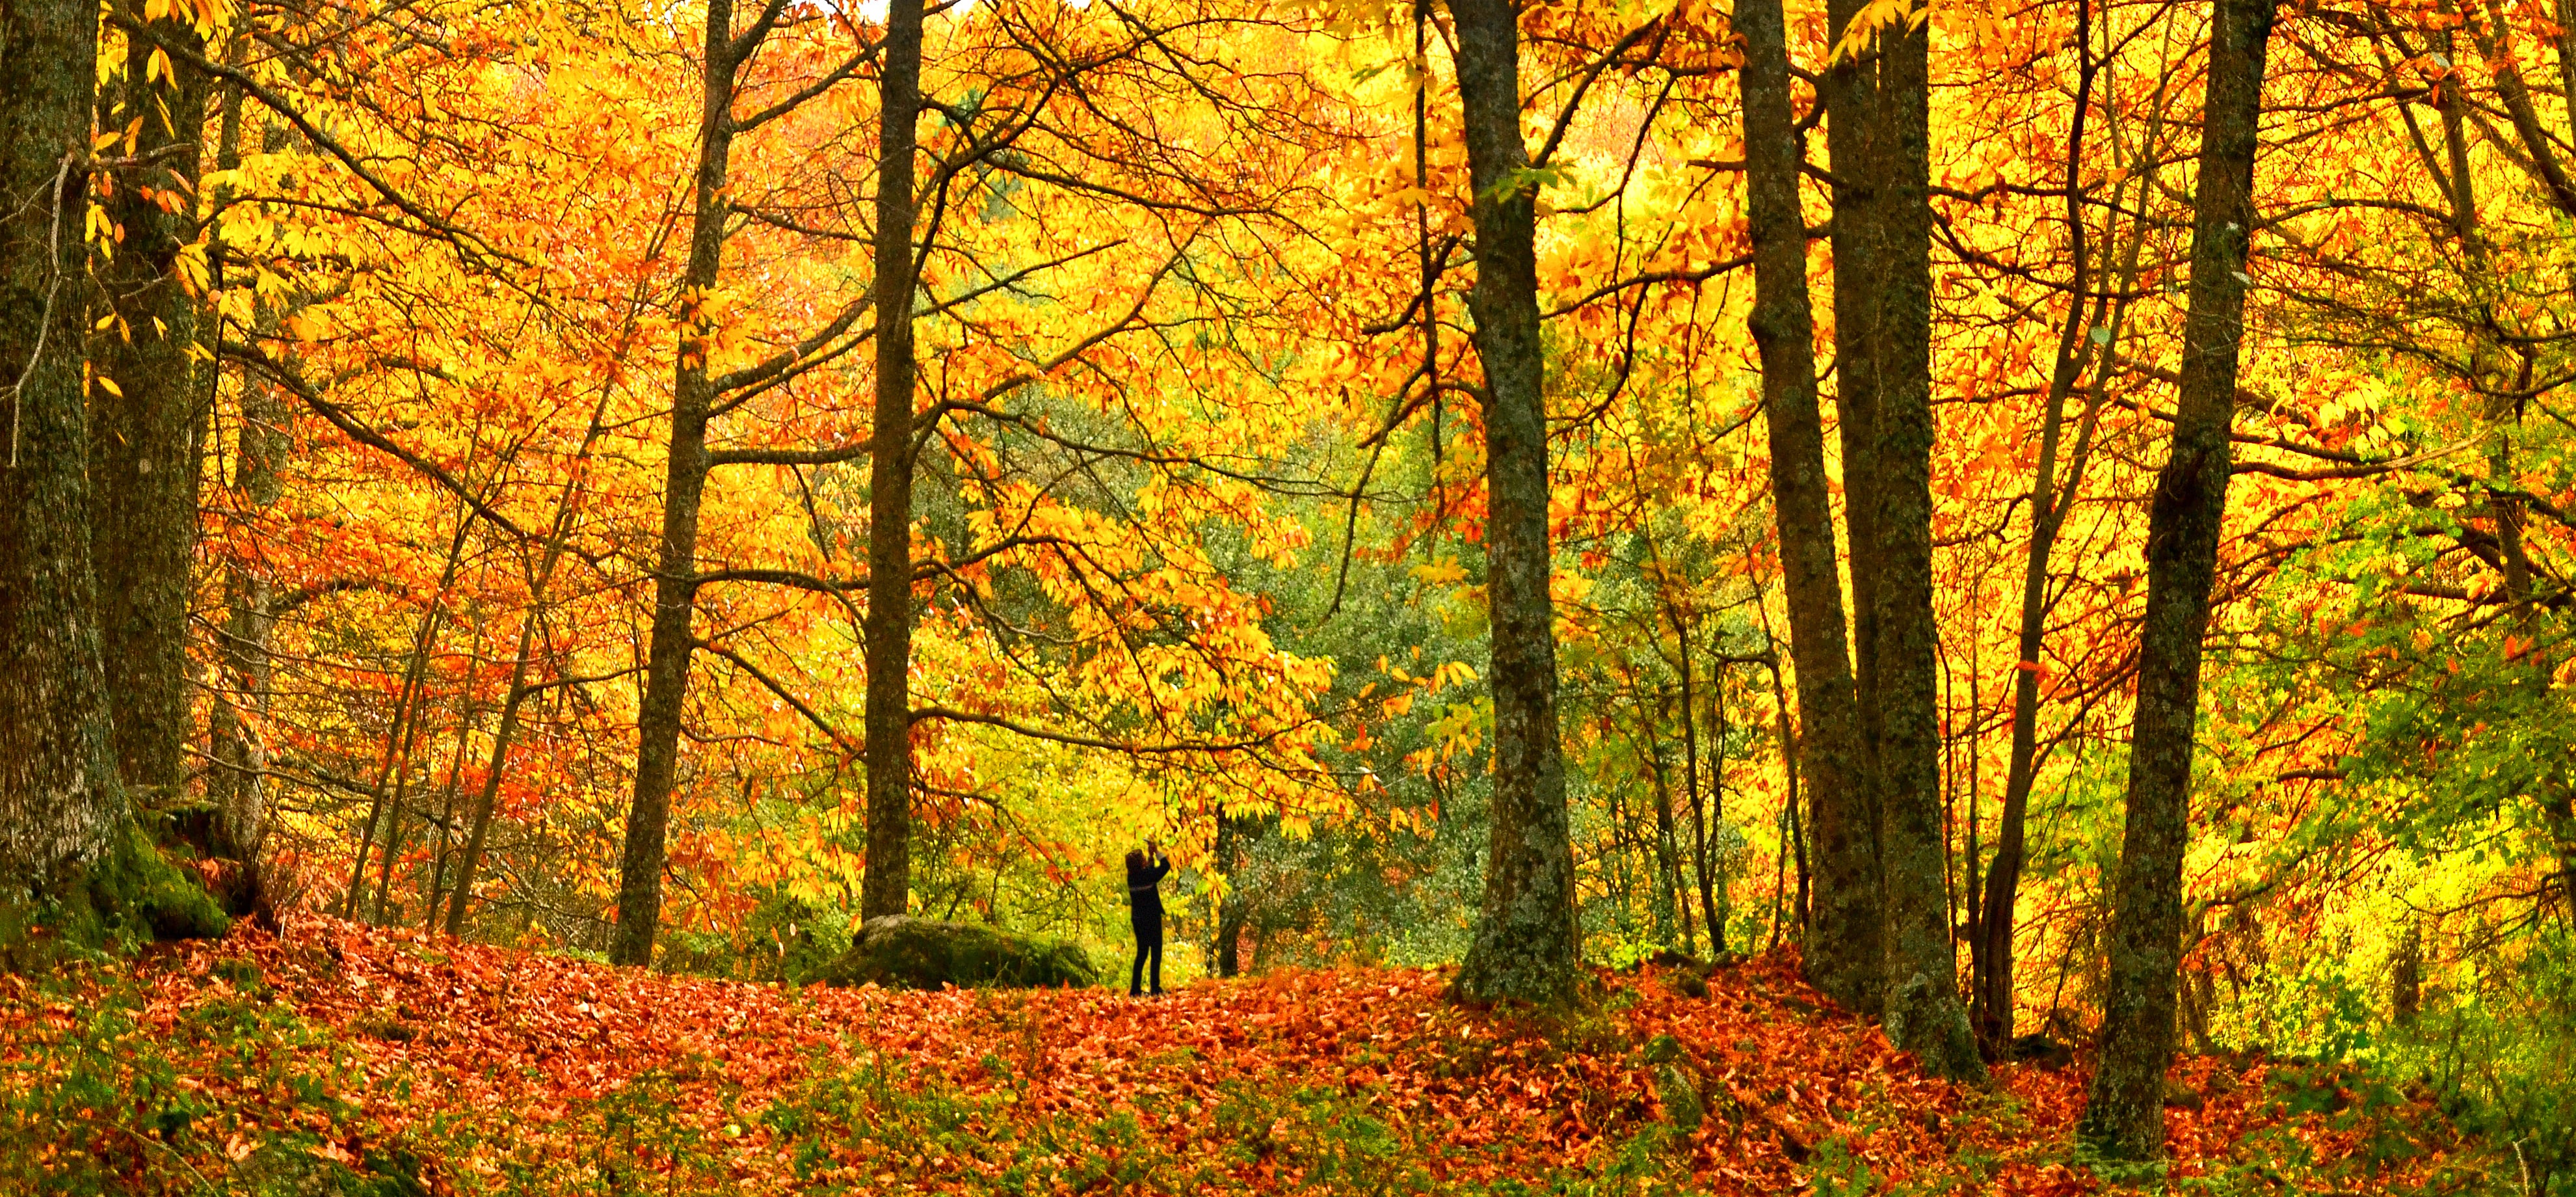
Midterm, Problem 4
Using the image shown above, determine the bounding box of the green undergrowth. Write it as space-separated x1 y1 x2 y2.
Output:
0 960 416 1196
756 1037 1703 1196
0 940 2539 1197
0 961 1700 1197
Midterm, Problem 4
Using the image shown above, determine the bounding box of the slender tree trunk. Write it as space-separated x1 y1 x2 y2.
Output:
860 0 927 922
1703 666 1726 948
1638 695 1696 953
202 83 276 885
343 515 466 919
611 0 743 965
444 608 541 935
1669 601 1708 944
2080 0 2274 1155
1214 813 1255 976
1744 0 1871 1005
1447 0 1578 1007
445 384 612 935
420 697 480 926
1817 0 1889 1014
207 347 283 871
90 12 211 814
1645 708 1686 953
445 531 575 935
1975 0 2102 1058
1863 2 1984 1083
375 613 459 921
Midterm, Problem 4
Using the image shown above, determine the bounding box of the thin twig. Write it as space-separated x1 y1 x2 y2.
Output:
6 155 76 469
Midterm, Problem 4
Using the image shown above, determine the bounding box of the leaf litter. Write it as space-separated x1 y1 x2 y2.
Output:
0 916 2480 1194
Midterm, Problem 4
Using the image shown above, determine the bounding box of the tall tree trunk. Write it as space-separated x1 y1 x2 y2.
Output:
0 0 120 892
611 0 744 965
0 0 220 944
206 358 284 868
2080 0 2274 1155
1976 0 2102 1058
204 87 275 875
1864 2 1984 1084
1447 0 1578 1007
860 0 926 922
1744 0 1871 1007
1816 0 1889 1014
90 10 211 814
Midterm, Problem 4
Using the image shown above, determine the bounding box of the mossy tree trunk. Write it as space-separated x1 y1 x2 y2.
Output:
1812 0 1888 1016
1741 0 1868 1013
0 0 223 949
1867 9 1984 1084
1447 0 1580 1008
1 0 122 892
2080 0 2274 1155
91 8 213 818
860 0 927 922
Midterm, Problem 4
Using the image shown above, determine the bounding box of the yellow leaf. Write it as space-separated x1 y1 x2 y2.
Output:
97 376 124 397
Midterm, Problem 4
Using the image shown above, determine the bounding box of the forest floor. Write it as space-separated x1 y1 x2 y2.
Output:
0 918 2503 1196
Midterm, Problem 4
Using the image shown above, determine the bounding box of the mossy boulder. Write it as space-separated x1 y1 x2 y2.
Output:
2 817 228 968
815 915 1097 991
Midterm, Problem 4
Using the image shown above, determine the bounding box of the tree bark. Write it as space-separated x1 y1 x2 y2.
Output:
90 11 211 813
0 0 220 945
206 356 284 868
2080 0 2274 1155
1815 0 1889 1014
203 88 275 875
1975 0 2103 1058
0 0 121 890
1447 0 1579 1007
860 0 926 922
1214 813 1256 976
1744 0 1871 1008
611 0 743 965
1855 1 1983 1084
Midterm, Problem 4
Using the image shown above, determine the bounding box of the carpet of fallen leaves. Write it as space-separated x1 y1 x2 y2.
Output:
0 916 2499 1195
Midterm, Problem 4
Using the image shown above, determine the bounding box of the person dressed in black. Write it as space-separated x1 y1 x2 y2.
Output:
1125 839 1171 996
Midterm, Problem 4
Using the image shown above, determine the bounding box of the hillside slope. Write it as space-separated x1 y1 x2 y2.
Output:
1 920 2486 1194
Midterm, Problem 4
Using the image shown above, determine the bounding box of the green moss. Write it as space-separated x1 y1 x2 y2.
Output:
815 915 1098 990
1 816 228 967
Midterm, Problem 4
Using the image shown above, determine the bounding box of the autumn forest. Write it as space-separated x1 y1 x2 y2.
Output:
2 0 2574 1189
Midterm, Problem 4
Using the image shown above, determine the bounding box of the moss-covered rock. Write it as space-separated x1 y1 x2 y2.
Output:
1 817 228 967
814 914 1097 991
